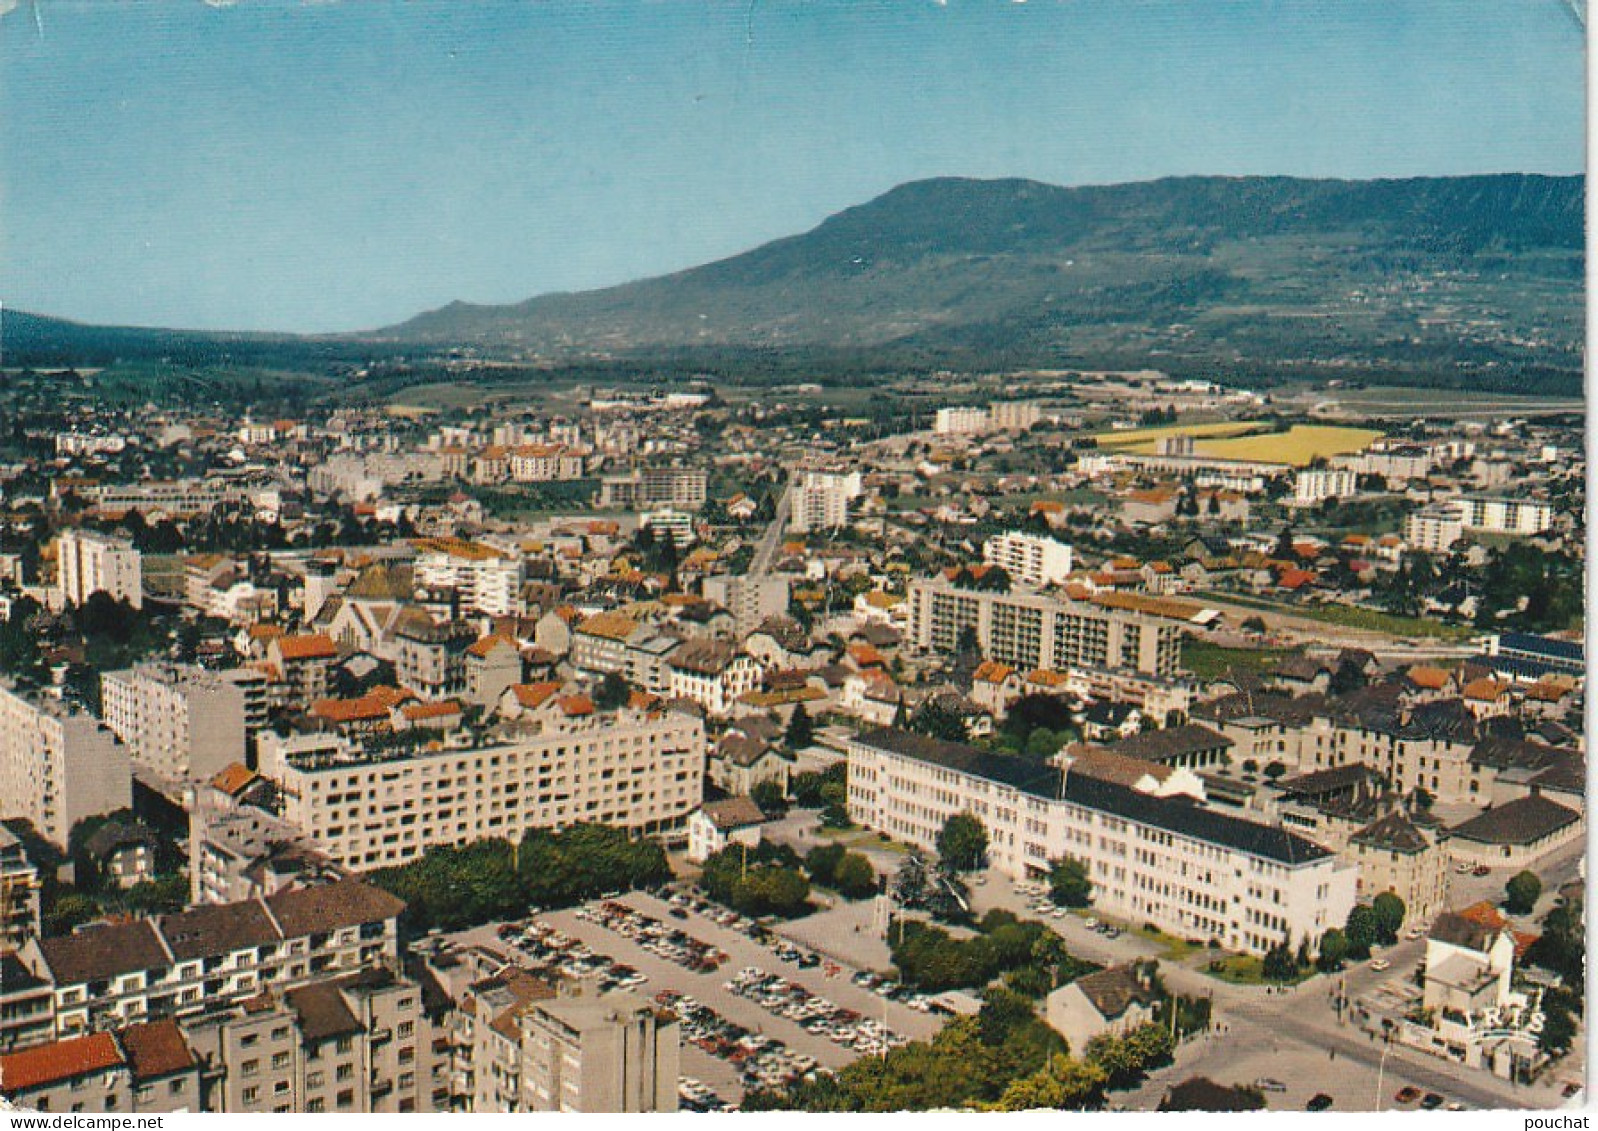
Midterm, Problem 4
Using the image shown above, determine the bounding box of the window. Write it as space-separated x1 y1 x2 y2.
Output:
168 1079 185 1096
306 1072 324 1089
272 1052 291 1070
306 1099 325 1113
397 1021 414 1039
335 1037 353 1054
336 1064 354 1082
274 1080 290 1095
271 1026 290 1041
242 1059 259 1077
336 1089 354 1109
242 1087 260 1105
241 1034 259 1048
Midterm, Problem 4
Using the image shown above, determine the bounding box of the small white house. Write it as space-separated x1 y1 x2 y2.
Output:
686 796 767 864
1045 964 1159 1051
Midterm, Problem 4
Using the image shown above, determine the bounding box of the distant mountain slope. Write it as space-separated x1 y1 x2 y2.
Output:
6 174 1582 392
378 174 1583 387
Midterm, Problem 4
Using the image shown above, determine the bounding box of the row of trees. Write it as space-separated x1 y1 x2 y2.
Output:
370 825 670 932
743 984 1175 1112
889 910 1098 994
1318 892 1407 971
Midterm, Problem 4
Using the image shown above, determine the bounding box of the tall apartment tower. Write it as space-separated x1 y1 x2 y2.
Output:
56 530 142 610
519 992 679 1113
99 664 249 784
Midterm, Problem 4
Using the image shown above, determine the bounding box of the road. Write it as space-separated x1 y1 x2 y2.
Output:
747 471 795 577
966 868 1576 1112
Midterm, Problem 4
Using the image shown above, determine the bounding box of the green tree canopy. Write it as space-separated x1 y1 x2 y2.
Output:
937 812 989 873
1505 870 1542 916
1048 856 1092 909
1371 892 1406 945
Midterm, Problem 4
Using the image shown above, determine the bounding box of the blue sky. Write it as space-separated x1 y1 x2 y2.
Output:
0 0 1585 332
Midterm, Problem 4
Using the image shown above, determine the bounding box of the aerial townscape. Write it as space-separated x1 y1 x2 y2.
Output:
0 0 1585 1120
0 348 1583 1115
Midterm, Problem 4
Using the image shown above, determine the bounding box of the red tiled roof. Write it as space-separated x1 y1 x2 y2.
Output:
0 1032 124 1092
274 633 337 661
210 763 258 797
466 634 516 659
120 1019 194 1082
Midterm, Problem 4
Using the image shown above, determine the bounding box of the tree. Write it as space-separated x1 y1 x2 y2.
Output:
1317 928 1351 972
806 843 847 887
1344 904 1378 960
594 670 631 711
893 853 928 908
994 1054 1107 1111
1371 892 1406 945
1047 856 1092 909
1262 942 1299 982
1505 870 1542 915
751 779 788 816
937 812 989 873
833 852 880 900
785 703 815 749
910 699 969 743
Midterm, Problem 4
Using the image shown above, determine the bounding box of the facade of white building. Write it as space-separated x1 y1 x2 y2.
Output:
258 706 705 870
56 530 142 610
844 728 1356 956
982 531 1074 588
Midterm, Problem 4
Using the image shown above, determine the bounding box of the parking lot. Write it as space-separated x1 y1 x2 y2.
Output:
460 888 948 1107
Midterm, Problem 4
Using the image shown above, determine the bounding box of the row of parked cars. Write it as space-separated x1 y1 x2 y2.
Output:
727 967 908 1056
494 918 648 992
848 968 941 1014
678 1077 733 1113
579 900 731 973
656 988 820 1098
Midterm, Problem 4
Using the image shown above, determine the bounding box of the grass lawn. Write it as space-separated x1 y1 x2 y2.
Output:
1180 638 1299 680
817 826 912 855
1199 591 1473 641
1203 954 1315 986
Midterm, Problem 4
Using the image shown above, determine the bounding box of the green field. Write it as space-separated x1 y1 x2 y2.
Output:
1200 592 1473 640
1180 638 1299 680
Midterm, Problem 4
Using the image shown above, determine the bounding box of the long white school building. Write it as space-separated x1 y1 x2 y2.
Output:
845 728 1356 957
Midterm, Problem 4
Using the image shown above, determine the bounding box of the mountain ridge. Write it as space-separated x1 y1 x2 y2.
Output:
5 173 1584 392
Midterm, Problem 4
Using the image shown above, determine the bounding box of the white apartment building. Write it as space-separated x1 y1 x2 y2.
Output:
519 993 679 1113
666 640 761 717
94 479 241 517
19 879 404 1040
258 706 705 870
509 445 586 483
1293 467 1358 506
56 530 142 610
700 574 789 636
982 531 1074 588
411 539 525 617
100 664 248 784
907 577 1182 677
789 470 863 534
988 401 1043 432
640 509 695 549
933 407 989 436
54 433 128 457
1459 496 1554 536
0 683 131 848
598 468 708 510
1405 504 1466 553
845 729 1356 956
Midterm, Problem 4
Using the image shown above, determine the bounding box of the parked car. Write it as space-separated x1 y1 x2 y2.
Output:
1395 1086 1420 1104
1472 865 1491 877
1420 1093 1444 1110
1255 1078 1287 1093
1306 1094 1334 1111
1370 958 1391 971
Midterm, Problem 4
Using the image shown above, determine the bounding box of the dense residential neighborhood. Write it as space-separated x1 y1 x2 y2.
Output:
0 368 1583 1113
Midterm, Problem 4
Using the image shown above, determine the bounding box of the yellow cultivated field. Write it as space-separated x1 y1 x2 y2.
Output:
1093 420 1265 447
1193 424 1382 466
